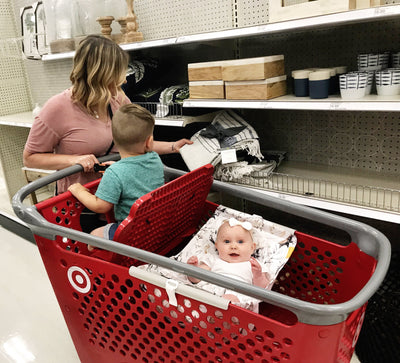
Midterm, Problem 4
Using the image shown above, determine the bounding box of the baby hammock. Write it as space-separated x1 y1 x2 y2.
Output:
12 161 391 363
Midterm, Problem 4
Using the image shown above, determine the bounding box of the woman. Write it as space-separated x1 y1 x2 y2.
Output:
23 35 191 194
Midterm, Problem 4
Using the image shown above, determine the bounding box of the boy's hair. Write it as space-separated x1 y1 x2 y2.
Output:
112 104 155 149
70 35 129 116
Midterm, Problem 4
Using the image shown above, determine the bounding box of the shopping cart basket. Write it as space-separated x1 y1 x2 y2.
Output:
12 156 391 363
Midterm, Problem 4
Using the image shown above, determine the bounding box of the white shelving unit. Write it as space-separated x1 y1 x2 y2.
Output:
41 5 400 61
184 95 400 112
4 3 400 223
0 111 192 128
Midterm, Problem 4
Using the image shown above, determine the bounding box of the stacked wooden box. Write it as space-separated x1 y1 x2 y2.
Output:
269 0 385 23
188 55 287 100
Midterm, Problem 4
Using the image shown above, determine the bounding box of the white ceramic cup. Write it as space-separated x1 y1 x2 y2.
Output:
339 73 367 99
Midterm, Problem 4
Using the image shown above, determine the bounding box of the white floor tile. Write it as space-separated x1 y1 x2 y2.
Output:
0 226 80 363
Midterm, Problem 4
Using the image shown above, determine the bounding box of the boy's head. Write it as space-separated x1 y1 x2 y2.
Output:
112 104 155 152
215 218 255 263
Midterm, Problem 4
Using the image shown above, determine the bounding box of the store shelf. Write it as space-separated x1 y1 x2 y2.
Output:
0 111 34 127
41 4 400 61
0 112 200 128
226 161 400 223
184 94 400 112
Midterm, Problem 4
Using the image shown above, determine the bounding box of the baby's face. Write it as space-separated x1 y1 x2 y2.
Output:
215 223 255 263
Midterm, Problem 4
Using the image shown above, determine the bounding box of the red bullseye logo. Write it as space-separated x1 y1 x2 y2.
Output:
67 266 91 293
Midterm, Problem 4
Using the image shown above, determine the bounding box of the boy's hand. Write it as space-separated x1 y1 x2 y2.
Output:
68 183 87 195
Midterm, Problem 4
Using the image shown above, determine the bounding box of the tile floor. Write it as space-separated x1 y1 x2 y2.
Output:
0 226 80 363
0 164 362 363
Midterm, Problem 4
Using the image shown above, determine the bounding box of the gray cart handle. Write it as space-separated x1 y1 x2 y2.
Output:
12 156 391 325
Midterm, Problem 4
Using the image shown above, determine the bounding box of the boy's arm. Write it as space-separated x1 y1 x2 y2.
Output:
68 183 113 214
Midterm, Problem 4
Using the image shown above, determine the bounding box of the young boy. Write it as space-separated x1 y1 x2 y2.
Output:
68 103 164 242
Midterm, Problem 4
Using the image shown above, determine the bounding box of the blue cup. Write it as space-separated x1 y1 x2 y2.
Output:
315 68 337 94
292 69 312 97
308 70 331 99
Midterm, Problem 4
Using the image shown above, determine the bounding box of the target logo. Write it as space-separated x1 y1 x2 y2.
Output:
67 266 91 293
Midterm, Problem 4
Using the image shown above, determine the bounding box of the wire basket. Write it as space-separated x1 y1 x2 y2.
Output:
225 170 400 214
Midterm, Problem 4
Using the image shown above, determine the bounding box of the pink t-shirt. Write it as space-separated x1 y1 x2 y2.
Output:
24 89 131 193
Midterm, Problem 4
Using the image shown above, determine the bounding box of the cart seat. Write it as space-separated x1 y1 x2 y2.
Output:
101 164 215 266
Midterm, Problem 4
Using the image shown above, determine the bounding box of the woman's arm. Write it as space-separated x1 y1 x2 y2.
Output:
153 139 193 155
23 149 99 173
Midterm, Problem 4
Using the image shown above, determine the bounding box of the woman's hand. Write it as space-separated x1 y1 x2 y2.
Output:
153 139 193 155
171 138 193 153
74 154 99 172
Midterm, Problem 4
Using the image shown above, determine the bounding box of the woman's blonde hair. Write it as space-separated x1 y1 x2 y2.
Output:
70 35 129 117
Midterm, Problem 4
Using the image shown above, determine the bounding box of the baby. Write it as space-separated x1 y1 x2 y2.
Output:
187 217 271 304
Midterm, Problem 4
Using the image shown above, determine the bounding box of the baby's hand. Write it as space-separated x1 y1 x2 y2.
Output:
187 256 199 266
251 257 270 288
250 257 262 274
187 256 200 284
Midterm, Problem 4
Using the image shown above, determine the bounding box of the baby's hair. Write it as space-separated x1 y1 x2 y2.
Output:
112 103 155 149
216 218 254 241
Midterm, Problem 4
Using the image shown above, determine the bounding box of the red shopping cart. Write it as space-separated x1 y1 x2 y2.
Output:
12 160 391 363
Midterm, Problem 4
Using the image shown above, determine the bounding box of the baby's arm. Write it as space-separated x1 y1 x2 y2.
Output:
68 183 113 214
250 257 271 288
187 256 211 284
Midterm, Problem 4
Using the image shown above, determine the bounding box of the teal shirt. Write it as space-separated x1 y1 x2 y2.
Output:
95 152 164 222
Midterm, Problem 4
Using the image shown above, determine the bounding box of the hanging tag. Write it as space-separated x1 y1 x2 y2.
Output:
221 149 237 164
165 279 179 306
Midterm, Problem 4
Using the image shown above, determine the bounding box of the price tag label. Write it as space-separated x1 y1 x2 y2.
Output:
221 149 237 164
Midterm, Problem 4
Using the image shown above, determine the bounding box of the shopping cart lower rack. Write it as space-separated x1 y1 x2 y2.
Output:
12 159 391 363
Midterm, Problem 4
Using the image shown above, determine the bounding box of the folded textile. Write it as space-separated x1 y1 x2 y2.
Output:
262 150 287 167
139 205 297 312
214 160 276 182
180 110 264 171
156 85 189 117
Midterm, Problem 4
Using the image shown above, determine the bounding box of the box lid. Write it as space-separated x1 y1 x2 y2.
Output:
188 60 223 68
225 75 287 86
189 80 225 86
221 55 284 67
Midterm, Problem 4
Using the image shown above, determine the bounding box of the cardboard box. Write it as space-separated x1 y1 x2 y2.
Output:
225 75 287 100
188 60 223 81
221 55 285 81
370 0 385 6
189 80 225 99
269 0 357 23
